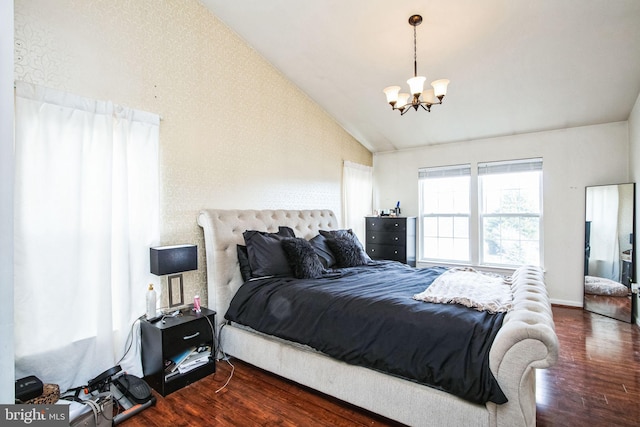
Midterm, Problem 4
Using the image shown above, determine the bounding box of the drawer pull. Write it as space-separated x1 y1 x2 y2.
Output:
183 332 200 340
394 223 399 227
394 250 398 254
371 249 375 252
372 236 376 239
394 237 399 240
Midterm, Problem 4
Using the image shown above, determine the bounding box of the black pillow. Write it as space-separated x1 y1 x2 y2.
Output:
319 229 371 262
280 238 325 279
309 234 336 268
276 226 296 238
325 235 370 267
243 227 296 278
237 245 252 282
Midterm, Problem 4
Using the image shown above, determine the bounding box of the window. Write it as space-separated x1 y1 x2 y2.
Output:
479 159 542 266
418 164 471 262
419 158 542 267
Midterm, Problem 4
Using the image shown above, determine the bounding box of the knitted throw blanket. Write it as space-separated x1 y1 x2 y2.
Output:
413 267 513 313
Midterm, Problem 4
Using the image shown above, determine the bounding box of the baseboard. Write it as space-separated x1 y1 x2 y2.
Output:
550 298 582 308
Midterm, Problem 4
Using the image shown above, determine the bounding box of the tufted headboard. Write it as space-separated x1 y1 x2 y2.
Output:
197 209 339 325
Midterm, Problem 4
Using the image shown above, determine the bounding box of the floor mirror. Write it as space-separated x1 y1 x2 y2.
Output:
584 183 635 322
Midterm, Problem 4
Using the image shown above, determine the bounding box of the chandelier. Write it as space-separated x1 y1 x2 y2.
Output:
383 15 450 115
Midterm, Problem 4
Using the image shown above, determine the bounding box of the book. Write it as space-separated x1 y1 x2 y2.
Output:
165 346 211 376
177 359 209 374
167 347 197 372
178 352 210 370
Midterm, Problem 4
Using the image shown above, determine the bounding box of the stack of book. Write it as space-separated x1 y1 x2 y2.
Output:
164 346 211 381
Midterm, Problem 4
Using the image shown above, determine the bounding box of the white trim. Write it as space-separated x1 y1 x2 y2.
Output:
0 0 14 403
549 298 582 308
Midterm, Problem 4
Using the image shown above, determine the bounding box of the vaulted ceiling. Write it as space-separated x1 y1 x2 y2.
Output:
200 0 640 153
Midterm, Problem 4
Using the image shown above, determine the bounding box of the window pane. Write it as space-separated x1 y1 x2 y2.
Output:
438 217 453 238
423 237 440 258
481 171 540 214
421 216 469 262
482 215 540 265
453 217 469 238
452 237 470 261
480 164 541 267
422 175 469 214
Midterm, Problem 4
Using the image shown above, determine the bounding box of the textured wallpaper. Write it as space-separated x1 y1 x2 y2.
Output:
14 0 372 306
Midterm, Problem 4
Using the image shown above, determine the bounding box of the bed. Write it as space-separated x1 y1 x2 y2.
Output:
198 209 559 427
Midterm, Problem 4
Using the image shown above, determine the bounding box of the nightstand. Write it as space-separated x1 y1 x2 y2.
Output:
140 307 216 396
365 217 416 266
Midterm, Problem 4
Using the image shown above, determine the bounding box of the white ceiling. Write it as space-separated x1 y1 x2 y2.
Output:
200 0 640 153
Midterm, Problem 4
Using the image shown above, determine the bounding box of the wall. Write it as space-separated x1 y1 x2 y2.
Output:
0 0 14 404
629 91 640 325
374 122 629 306
14 0 371 306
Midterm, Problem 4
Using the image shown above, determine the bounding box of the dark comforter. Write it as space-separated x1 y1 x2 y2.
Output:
225 261 507 404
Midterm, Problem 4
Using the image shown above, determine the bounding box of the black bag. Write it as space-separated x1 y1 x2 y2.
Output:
114 374 152 404
15 376 43 402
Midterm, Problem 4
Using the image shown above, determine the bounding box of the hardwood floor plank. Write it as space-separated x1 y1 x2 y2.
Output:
121 306 640 427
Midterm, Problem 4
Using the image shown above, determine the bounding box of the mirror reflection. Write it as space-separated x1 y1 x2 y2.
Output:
584 183 635 322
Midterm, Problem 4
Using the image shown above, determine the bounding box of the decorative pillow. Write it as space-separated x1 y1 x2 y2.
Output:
319 229 371 262
276 226 296 238
309 234 336 268
243 227 296 278
281 238 325 279
325 235 370 267
237 245 252 282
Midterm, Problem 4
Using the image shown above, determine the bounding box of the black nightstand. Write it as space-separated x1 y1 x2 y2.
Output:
365 217 416 266
140 307 216 396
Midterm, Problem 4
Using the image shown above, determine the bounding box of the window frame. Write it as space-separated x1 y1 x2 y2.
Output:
418 158 543 269
418 164 472 264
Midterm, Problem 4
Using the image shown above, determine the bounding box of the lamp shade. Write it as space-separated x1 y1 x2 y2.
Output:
431 79 450 97
150 244 197 275
407 76 426 95
397 93 411 109
383 86 401 104
422 88 437 104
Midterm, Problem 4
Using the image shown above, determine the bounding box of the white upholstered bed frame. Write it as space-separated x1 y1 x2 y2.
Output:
197 209 559 427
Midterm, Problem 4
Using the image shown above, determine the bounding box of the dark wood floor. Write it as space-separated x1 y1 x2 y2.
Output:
584 293 632 323
121 306 640 426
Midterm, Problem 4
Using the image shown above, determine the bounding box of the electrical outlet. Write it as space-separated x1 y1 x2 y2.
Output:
632 283 639 293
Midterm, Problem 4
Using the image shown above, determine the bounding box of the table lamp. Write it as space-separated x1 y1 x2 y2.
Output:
150 244 197 308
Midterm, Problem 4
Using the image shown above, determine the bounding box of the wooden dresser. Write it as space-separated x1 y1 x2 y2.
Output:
365 216 416 266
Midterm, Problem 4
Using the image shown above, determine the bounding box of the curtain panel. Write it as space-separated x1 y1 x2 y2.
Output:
14 82 160 391
342 161 373 244
586 185 621 281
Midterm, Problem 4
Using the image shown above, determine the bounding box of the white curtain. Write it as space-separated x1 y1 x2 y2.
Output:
14 82 160 391
343 161 373 244
586 185 620 281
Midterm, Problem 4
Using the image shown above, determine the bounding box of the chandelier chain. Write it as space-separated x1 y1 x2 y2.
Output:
413 24 418 77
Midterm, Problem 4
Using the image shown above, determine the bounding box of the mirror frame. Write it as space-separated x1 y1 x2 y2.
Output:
584 183 636 323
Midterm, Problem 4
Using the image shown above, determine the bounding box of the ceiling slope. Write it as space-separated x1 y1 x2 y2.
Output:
200 0 640 152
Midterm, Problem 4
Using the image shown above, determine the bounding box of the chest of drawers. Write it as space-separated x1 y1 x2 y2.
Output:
365 217 416 266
